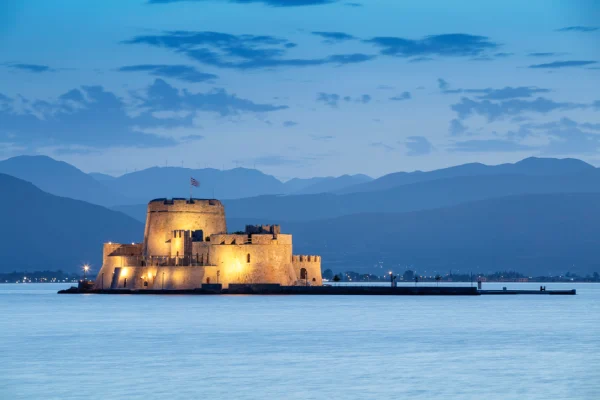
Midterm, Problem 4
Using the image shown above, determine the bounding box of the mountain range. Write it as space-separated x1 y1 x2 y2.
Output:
0 173 142 273
2 155 600 276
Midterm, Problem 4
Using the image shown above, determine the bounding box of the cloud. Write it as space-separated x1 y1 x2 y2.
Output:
148 0 337 5
556 26 599 32
312 31 356 43
369 142 394 151
439 80 550 100
310 134 334 141
118 64 218 83
405 136 433 156
451 97 587 121
450 139 536 152
523 118 600 155
124 30 374 70
437 78 450 91
0 86 178 149
316 92 371 107
494 52 513 58
283 120 298 127
140 78 287 115
366 34 499 58
390 91 411 101
181 134 204 141
358 94 371 104
529 60 597 69
449 119 468 136
408 56 434 63
316 92 341 107
476 87 551 100
528 52 561 57
0 79 287 150
4 63 55 73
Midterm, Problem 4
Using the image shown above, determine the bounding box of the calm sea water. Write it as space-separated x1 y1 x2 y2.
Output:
0 283 598 400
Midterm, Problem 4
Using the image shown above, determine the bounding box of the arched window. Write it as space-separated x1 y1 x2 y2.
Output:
300 268 307 280
247 253 251 263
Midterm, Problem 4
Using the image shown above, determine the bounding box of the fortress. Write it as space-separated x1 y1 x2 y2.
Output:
93 198 322 290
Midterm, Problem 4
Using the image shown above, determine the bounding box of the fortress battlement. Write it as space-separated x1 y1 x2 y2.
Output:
209 233 292 245
245 224 281 235
292 255 321 262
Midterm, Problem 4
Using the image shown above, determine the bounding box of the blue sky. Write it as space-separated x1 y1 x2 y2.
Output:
0 0 599 179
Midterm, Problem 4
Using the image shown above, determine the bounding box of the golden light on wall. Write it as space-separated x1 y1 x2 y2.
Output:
120 268 128 278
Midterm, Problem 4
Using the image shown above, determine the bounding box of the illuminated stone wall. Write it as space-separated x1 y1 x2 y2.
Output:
292 255 322 286
208 235 296 287
143 199 226 257
93 198 323 290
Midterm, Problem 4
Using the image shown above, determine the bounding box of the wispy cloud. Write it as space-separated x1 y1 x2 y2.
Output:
556 26 599 32
404 136 433 156
123 30 374 70
148 0 337 6
312 31 356 43
118 64 218 83
4 63 56 73
367 34 499 58
390 92 411 101
449 139 536 152
451 97 588 121
370 142 394 151
529 60 597 69
0 79 287 150
316 92 372 107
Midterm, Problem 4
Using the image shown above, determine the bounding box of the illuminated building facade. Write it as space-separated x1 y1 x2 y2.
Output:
93 198 322 290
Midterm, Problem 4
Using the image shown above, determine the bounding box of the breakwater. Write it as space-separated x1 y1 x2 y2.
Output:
58 283 576 295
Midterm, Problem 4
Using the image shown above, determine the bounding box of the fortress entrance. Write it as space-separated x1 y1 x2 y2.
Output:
300 268 307 280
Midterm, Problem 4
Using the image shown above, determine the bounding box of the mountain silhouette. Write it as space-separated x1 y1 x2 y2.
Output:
337 157 595 194
102 166 286 203
89 172 117 182
291 174 372 194
229 193 600 276
0 173 143 273
0 155 130 206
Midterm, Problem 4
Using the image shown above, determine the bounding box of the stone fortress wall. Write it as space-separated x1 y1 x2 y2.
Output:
143 198 226 257
94 199 322 290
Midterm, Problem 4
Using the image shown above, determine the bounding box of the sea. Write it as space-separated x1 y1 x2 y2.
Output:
0 282 598 400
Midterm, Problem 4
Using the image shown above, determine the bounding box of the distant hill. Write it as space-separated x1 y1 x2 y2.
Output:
222 171 600 221
338 157 595 194
0 156 130 206
0 173 143 273
89 172 117 182
231 193 600 276
292 174 372 195
117 171 600 223
103 166 286 203
282 177 328 193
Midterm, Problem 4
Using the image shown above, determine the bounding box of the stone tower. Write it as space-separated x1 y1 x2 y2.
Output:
143 198 226 257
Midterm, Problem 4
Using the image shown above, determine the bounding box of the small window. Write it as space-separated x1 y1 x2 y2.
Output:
247 253 251 263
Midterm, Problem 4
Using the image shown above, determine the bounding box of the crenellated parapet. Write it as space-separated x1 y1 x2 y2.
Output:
292 255 321 262
245 224 281 235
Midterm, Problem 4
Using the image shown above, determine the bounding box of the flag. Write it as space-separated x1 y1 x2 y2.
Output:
191 177 199 187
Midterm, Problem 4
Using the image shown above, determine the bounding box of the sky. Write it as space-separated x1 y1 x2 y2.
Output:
0 0 599 180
